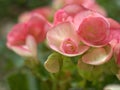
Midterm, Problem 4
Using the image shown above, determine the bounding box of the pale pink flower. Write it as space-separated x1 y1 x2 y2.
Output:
47 22 89 57
7 15 50 57
7 23 37 57
52 4 113 64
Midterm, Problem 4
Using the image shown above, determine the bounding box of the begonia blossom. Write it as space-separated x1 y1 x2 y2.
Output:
48 4 112 60
47 22 89 57
55 5 110 47
7 14 50 57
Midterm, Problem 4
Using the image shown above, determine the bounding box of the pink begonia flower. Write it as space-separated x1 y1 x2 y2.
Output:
82 44 113 65
76 11 110 47
19 6 52 22
47 22 89 57
7 23 37 57
7 14 50 57
53 4 112 64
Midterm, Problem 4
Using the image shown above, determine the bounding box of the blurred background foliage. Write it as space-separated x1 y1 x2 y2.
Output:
0 0 120 90
0 0 120 21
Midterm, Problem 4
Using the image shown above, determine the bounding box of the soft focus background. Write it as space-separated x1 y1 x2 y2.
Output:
0 0 120 90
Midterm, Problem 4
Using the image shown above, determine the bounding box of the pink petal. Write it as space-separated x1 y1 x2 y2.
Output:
74 10 108 30
54 9 68 25
108 18 120 30
88 3 107 16
78 15 110 47
60 38 79 54
74 10 91 29
63 4 87 16
7 35 37 57
108 19 120 43
7 23 28 45
82 44 113 65
27 14 50 43
59 43 89 57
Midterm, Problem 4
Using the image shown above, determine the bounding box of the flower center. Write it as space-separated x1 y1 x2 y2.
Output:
60 38 78 54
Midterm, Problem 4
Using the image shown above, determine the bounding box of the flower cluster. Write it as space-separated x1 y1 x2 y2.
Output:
6 0 120 79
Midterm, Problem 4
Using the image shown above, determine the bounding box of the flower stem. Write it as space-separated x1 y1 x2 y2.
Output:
50 74 58 90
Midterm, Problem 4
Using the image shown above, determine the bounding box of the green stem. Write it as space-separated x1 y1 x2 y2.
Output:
24 58 42 80
50 74 57 90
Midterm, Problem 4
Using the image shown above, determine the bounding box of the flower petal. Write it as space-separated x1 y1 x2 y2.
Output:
27 14 50 43
63 4 87 16
108 18 120 30
7 43 32 57
82 44 113 65
54 9 68 25
26 35 37 57
59 44 89 57
78 16 110 47
47 22 78 49
7 35 37 57
7 23 28 45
